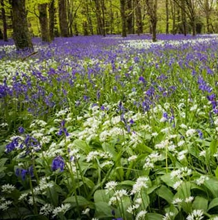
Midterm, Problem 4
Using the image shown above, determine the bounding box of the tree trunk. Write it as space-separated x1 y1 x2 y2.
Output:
49 0 55 40
166 0 169 34
94 0 103 35
120 0 127 37
135 0 143 35
191 17 196 36
109 0 114 34
10 0 33 51
1 0 8 41
86 2 94 35
181 0 187 36
127 0 134 34
38 3 50 42
146 0 157 42
100 0 106 36
58 0 68 37
170 0 176 34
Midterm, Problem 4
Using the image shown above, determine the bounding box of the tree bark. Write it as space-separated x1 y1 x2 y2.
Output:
58 0 69 37
166 0 169 34
146 0 158 42
127 0 134 34
181 0 187 36
49 0 55 40
38 3 50 42
1 0 8 41
135 0 143 35
10 0 33 51
120 0 127 37
94 0 103 35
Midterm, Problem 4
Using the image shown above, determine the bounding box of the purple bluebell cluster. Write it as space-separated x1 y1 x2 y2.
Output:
51 156 65 172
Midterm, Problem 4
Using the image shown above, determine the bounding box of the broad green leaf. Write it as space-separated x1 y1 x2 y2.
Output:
156 185 174 204
215 166 218 180
73 139 91 153
210 139 218 155
94 190 110 203
64 195 93 208
204 178 218 198
192 196 208 212
83 177 95 189
119 180 135 187
0 158 7 167
161 173 176 188
147 213 163 220
94 202 113 218
102 142 117 158
208 198 218 211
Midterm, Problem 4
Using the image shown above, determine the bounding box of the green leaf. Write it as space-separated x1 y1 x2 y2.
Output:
208 198 218 211
94 190 110 203
204 178 218 198
94 202 113 218
192 196 208 212
83 177 95 189
73 139 91 154
161 173 176 188
102 142 117 158
0 158 8 167
122 196 133 220
156 185 174 204
147 213 163 220
215 167 218 180
64 196 93 208
210 139 218 155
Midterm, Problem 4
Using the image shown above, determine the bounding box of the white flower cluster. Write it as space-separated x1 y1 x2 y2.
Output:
186 209 204 220
195 175 209 186
1 184 15 193
105 181 118 193
40 203 54 216
109 189 128 206
170 167 192 179
52 203 71 218
131 176 149 194
86 151 112 162
0 200 12 211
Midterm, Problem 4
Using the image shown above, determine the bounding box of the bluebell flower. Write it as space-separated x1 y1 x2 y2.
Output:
197 129 203 139
139 76 146 84
18 126 25 134
5 137 20 153
15 168 28 181
52 156 65 172
57 120 69 136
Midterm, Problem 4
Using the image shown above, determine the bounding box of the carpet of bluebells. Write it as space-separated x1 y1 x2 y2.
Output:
1 34 218 219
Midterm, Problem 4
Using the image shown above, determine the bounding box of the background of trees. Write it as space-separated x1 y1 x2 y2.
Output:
1 0 218 49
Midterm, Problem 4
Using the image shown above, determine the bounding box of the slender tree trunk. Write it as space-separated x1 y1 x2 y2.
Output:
135 0 143 35
120 0 127 37
100 0 106 36
49 0 55 40
94 0 103 35
59 0 69 37
181 0 187 36
1 0 8 41
127 0 134 34
170 0 176 34
109 0 114 34
38 3 50 42
11 0 33 51
146 0 157 42
205 0 211 33
86 2 94 35
191 17 196 36
166 0 169 34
